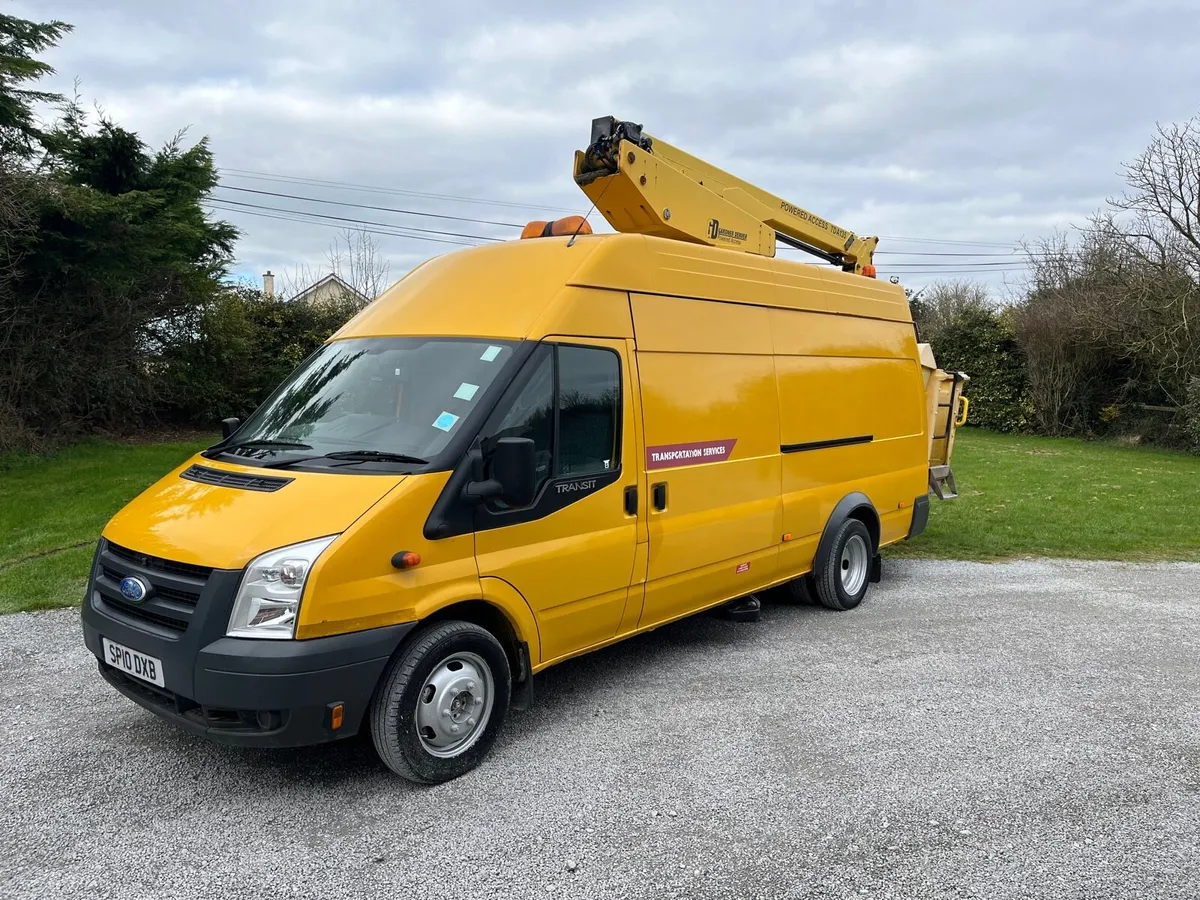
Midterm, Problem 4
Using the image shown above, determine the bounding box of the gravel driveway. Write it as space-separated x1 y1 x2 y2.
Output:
2 558 1198 899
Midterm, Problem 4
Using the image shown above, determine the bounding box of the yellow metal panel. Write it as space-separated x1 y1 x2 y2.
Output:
769 307 914 359
576 145 776 256
527 286 634 340
479 577 543 665
630 292 773 355
633 342 782 625
333 237 605 341
774 351 926 552
473 338 639 664
296 472 484 639
644 243 781 310
774 265 912 323
619 541 649 635
776 356 926 446
101 457 405 570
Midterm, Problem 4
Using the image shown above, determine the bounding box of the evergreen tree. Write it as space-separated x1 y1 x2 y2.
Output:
0 12 72 159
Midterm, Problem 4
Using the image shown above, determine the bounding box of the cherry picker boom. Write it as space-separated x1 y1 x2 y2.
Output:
573 116 879 275
570 116 968 499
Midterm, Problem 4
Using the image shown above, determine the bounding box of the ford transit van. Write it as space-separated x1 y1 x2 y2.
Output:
80 228 965 783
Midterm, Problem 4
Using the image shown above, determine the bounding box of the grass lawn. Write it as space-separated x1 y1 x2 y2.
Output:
1 428 1198 615
891 428 1200 562
0 436 215 614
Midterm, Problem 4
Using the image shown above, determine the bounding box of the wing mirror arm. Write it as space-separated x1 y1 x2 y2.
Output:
463 437 537 507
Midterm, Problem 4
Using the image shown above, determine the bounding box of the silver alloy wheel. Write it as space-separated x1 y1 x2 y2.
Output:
415 651 495 758
839 533 869 596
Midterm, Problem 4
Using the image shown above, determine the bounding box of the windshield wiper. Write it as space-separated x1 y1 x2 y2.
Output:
257 449 430 470
223 439 313 453
322 450 429 464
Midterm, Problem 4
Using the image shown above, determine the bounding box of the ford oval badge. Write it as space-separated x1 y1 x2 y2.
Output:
118 575 149 603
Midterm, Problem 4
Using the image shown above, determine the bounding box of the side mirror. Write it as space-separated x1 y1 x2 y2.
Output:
221 417 240 439
465 437 537 507
492 437 537 506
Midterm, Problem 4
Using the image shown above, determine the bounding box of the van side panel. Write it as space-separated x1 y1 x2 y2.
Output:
769 307 928 576
630 293 783 626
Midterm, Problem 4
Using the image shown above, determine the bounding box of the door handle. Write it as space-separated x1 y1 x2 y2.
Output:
652 482 667 511
624 485 638 516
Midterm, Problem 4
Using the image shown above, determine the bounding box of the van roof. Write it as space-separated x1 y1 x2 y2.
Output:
332 233 912 342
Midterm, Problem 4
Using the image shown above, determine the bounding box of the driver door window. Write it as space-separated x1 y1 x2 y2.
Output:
489 345 555 496
483 342 622 511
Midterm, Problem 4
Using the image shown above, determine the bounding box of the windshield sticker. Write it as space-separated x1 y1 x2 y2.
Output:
646 439 738 470
453 382 479 402
480 346 502 362
432 411 460 432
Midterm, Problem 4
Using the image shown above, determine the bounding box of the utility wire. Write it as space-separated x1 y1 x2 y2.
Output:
207 177 1041 272
218 168 577 214
214 185 526 229
203 203 485 248
218 168 1025 251
209 198 504 243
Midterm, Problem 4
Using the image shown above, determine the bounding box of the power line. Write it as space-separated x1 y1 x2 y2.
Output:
204 203 484 249
219 168 1026 251
204 179 1037 273
208 201 1034 269
878 235 1019 248
882 268 1029 277
214 185 526 229
879 260 1030 269
216 184 1036 257
209 197 504 243
218 168 579 214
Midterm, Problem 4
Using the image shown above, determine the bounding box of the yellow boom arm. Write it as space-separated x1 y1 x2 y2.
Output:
573 117 878 275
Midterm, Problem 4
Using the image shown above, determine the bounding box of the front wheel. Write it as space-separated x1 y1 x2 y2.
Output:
369 620 511 784
814 519 873 611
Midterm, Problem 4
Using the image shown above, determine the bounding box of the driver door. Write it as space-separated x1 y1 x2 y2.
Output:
473 339 640 664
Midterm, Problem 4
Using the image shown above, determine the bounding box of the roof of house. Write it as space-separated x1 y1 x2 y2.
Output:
292 273 370 304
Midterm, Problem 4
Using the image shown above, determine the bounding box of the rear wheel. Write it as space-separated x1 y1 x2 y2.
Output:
369 620 511 784
781 574 818 605
814 519 873 611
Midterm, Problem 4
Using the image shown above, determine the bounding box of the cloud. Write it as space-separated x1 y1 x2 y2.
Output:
19 0 1200 292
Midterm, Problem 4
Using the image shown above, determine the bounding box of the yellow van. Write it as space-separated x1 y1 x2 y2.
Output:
80 120 966 784
81 230 954 783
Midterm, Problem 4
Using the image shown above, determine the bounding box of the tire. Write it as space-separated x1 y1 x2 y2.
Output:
814 518 873 611
781 574 818 605
369 620 511 784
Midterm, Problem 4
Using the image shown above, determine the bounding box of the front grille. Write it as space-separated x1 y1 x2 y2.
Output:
94 541 212 635
101 596 189 632
180 464 293 493
107 542 212 580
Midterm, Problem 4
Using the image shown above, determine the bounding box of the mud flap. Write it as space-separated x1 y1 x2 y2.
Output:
511 641 534 711
870 554 882 584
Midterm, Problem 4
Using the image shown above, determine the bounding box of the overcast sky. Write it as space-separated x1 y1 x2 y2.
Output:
20 0 1200 297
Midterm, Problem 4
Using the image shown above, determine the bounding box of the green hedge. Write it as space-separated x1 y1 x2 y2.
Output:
922 306 1032 434
162 288 366 425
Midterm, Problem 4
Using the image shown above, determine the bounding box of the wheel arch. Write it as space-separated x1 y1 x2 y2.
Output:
422 599 522 675
813 491 880 575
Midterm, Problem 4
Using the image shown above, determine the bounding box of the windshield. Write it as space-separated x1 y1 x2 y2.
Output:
216 337 517 468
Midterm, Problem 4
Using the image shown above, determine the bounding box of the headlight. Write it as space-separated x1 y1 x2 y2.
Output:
227 536 338 639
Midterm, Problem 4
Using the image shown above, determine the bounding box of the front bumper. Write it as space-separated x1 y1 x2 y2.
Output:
80 539 415 748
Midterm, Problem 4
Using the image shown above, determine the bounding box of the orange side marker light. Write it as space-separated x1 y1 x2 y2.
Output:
391 551 422 570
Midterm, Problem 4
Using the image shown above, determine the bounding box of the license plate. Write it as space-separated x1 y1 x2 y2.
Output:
102 637 165 688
